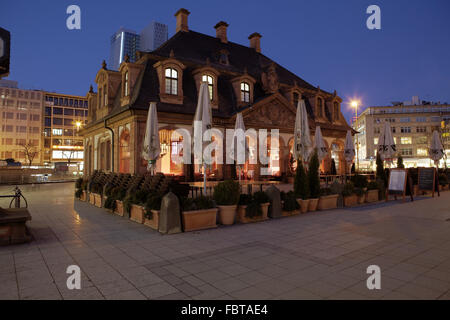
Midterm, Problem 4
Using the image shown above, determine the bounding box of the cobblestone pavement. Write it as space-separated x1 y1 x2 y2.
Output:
1 182 450 300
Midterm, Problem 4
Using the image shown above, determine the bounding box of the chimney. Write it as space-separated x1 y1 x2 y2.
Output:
248 33 262 53
175 8 190 33
214 21 229 43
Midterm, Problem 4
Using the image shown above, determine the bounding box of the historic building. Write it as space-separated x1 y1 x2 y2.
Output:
81 8 353 180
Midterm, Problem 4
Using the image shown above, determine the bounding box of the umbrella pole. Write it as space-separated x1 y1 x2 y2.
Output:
203 163 207 196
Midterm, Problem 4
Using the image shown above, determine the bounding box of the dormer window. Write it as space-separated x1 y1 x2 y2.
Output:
333 101 339 120
124 71 129 97
202 75 214 101
165 68 178 95
293 92 299 107
317 97 323 117
241 82 250 103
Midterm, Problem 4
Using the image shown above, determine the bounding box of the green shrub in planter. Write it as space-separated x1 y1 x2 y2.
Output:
354 187 365 197
213 180 240 206
238 194 252 206
182 196 215 211
253 191 270 204
320 188 336 196
282 191 300 211
74 188 83 199
104 196 117 210
75 177 83 189
397 155 405 168
376 178 386 200
245 200 262 218
307 151 320 199
367 181 379 190
351 174 368 189
294 161 309 200
376 153 387 187
342 182 355 197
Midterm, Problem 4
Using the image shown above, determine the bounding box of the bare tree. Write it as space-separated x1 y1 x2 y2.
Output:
62 149 76 165
18 142 39 166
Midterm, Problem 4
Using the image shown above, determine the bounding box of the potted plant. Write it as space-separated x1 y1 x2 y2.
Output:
253 191 270 220
294 161 310 213
128 190 148 224
213 180 240 225
237 194 252 223
307 151 320 211
439 173 449 191
181 196 217 232
355 187 365 204
89 182 103 207
342 182 357 207
144 193 162 230
113 187 127 216
281 191 300 216
317 188 338 210
366 181 379 202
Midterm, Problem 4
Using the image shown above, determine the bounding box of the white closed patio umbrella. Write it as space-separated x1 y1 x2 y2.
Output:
293 99 312 165
193 82 213 193
377 121 396 164
142 102 160 175
230 112 249 183
430 130 444 166
314 126 328 162
344 130 355 173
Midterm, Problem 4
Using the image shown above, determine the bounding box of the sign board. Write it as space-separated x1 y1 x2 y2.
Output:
418 167 439 197
386 168 413 202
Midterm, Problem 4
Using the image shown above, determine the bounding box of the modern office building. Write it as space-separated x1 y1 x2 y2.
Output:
0 82 44 165
352 97 450 170
109 28 141 71
43 92 88 172
109 22 168 70
140 21 168 51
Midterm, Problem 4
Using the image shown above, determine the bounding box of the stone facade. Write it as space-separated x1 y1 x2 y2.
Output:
81 8 353 180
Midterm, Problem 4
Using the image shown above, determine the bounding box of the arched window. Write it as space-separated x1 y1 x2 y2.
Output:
202 75 214 101
333 102 339 120
241 82 250 103
317 98 323 117
124 71 129 97
165 68 178 95
119 129 130 173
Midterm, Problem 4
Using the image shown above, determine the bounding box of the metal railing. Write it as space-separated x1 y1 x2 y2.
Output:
0 186 28 208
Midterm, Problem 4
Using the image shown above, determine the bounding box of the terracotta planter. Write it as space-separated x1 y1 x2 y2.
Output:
217 205 237 225
130 204 145 224
357 195 365 204
296 199 309 213
344 194 358 207
317 195 338 210
89 193 95 205
182 208 218 232
237 205 268 224
144 210 160 230
365 189 379 203
282 209 300 217
101 196 108 208
115 200 124 216
308 198 319 211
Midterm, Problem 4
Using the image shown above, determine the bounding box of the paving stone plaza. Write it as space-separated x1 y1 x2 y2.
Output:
1 182 450 300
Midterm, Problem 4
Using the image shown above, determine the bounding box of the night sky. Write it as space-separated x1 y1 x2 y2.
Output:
1 0 449 123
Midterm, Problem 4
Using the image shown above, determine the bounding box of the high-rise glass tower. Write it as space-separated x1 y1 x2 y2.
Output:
109 28 140 71
140 21 168 52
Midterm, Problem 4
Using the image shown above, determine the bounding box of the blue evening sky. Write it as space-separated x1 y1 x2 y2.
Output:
1 0 449 123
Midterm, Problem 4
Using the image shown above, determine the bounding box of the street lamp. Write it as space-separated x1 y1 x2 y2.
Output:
351 100 359 118
351 100 361 172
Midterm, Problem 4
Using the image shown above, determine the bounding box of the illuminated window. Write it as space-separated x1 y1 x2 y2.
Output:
416 148 428 156
374 138 379 145
202 75 214 100
416 136 427 144
400 137 412 144
241 82 250 103
124 71 129 96
52 128 63 136
165 68 178 95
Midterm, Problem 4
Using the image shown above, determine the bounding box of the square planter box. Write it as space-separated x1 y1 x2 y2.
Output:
357 195 365 204
144 210 160 230
182 208 218 232
237 204 269 224
344 194 358 207
365 189 379 203
317 194 338 210
282 209 300 217
130 204 145 224
115 200 124 216
81 191 87 202
89 193 95 205
93 193 102 208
